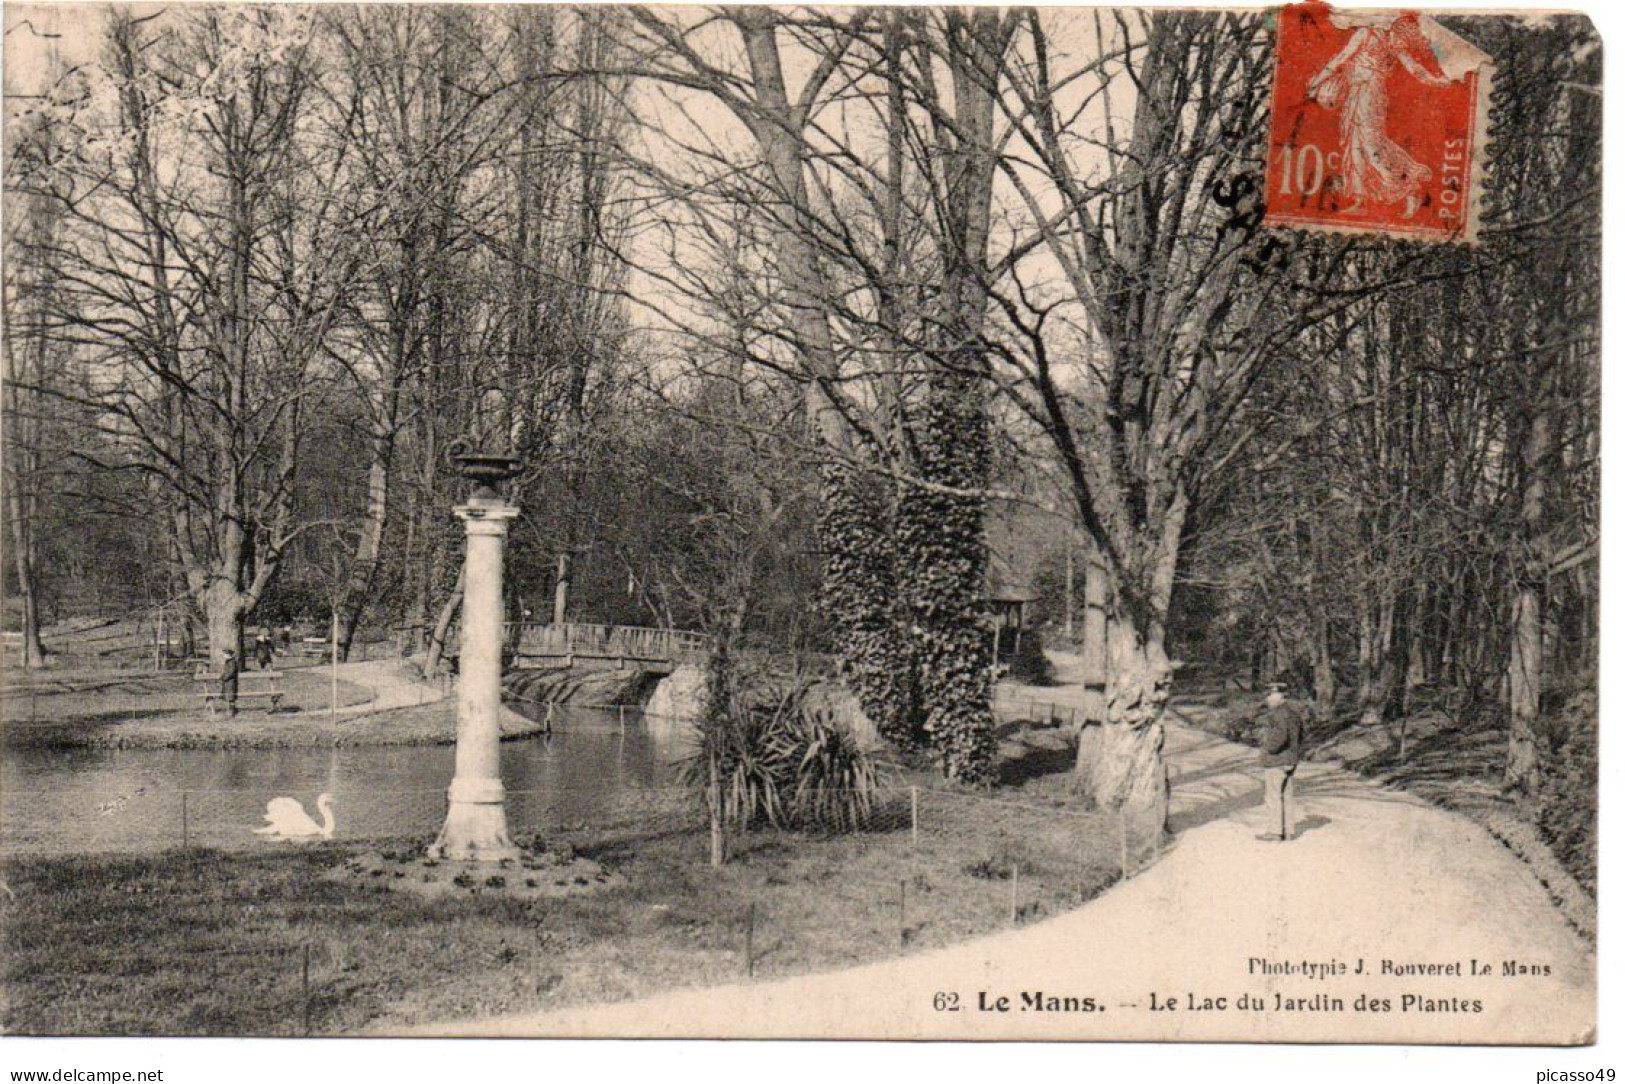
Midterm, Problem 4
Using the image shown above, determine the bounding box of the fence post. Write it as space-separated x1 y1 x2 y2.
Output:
1009 862 1019 925
301 943 312 1036
744 903 755 977
898 879 908 947
181 791 189 851
909 787 919 848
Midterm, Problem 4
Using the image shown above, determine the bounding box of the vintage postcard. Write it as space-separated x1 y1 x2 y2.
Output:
0 0 1600 1049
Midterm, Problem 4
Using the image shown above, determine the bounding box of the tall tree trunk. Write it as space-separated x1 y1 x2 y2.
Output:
901 8 1004 783
822 10 921 749
552 552 570 625
3 184 53 669
1075 492 1184 831
424 567 465 676
336 421 394 661
1356 601 1377 714
2 435 45 668
1079 538 1109 725
1076 612 1170 832
4 495 45 668
1506 405 1550 794
1382 589 1416 722
732 11 922 751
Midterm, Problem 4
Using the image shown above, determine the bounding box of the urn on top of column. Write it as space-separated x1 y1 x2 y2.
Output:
449 438 522 502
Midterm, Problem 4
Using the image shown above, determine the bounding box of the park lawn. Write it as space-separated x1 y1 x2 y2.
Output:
0 667 377 749
1 789 1122 1036
0 696 540 751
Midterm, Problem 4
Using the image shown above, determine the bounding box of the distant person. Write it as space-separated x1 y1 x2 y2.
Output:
254 627 274 670
220 648 241 718
1254 684 1309 841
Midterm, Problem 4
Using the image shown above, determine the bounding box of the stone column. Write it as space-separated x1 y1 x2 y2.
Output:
429 495 521 862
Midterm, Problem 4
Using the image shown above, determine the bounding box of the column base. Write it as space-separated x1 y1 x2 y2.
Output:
426 777 520 862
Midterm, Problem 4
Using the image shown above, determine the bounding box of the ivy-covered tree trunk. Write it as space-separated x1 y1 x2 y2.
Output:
902 367 996 783
723 11 941 757
819 462 922 747
895 8 1005 784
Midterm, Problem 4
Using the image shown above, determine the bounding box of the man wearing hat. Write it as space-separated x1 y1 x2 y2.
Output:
1255 683 1310 840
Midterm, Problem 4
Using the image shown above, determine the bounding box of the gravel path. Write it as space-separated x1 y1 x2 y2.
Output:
325 658 449 717
407 656 1595 1043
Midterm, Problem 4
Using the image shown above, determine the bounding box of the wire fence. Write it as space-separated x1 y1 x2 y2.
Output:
990 692 1082 728
0 694 1099 860
0 780 1161 870
2 683 1166 1034
1 780 1160 1035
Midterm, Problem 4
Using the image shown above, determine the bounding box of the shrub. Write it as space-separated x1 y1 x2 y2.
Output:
1006 628 1055 685
251 580 329 626
1214 694 1266 743
1535 686 1597 895
681 660 786 831
771 704 888 833
680 659 891 846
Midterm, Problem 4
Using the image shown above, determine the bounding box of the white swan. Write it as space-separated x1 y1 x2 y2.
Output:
254 793 335 840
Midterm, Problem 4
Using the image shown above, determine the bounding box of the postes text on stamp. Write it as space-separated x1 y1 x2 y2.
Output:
1264 2 1492 243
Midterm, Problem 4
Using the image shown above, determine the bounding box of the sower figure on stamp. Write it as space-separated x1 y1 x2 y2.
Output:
1255 683 1309 841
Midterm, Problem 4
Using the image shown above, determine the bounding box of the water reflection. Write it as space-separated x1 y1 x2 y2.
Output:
0 705 682 855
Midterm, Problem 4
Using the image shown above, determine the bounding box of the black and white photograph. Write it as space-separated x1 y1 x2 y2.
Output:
0 0 1606 1059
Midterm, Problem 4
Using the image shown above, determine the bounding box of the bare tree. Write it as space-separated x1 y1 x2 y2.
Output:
25 9 358 664
1478 17 1600 794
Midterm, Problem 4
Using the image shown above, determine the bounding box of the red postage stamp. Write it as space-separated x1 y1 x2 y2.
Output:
1264 2 1493 243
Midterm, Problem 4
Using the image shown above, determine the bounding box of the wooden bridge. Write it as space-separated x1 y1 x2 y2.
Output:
501 622 710 673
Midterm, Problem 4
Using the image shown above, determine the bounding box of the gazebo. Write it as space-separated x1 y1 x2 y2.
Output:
989 578 1039 664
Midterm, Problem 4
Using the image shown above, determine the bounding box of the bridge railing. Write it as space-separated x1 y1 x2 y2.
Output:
506 622 710 662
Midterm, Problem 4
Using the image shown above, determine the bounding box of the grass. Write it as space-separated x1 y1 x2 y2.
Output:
1 770 1122 1036
0 650 541 749
1 667 377 748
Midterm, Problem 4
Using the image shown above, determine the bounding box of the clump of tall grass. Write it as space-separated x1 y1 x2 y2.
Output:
680 651 890 864
770 703 886 833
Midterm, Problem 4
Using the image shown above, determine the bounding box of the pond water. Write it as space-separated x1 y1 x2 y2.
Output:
0 705 693 856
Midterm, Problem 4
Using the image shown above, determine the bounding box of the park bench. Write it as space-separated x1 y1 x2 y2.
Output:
297 637 331 660
193 668 284 716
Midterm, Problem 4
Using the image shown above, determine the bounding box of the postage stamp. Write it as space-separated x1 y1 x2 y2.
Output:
1264 2 1493 242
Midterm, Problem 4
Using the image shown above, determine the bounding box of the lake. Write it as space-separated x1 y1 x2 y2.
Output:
0 705 693 856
